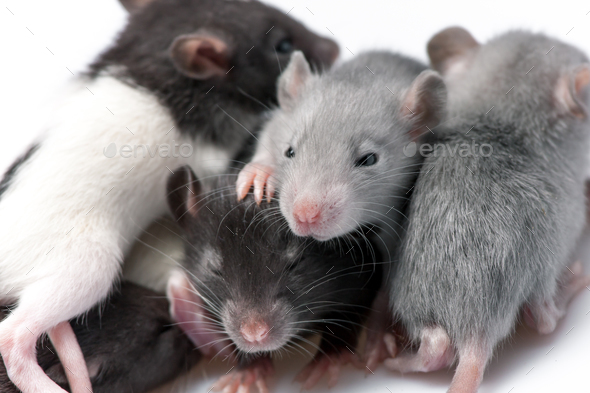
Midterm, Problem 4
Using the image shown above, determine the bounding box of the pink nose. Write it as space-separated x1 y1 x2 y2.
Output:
240 319 270 343
293 200 322 224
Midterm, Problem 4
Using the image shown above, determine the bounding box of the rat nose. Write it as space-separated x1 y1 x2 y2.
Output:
240 319 270 343
293 199 322 224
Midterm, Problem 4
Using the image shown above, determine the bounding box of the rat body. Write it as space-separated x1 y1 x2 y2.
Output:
236 51 446 245
0 282 201 393
0 1 338 391
165 166 382 393
386 28 590 392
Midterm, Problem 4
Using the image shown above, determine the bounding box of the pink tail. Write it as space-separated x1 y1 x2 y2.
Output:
448 342 489 393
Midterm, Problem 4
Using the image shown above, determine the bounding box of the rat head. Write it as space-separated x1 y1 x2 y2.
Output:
94 0 339 120
165 166 380 360
266 52 446 240
36 283 200 393
428 27 590 123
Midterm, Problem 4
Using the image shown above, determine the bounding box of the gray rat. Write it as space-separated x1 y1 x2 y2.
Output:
0 282 201 393
0 0 338 391
386 27 590 392
165 166 382 393
235 50 445 245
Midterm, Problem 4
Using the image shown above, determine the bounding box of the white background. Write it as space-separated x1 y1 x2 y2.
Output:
2 0 590 392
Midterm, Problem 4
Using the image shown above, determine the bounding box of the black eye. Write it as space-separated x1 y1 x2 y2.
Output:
285 147 295 158
355 153 378 167
275 38 294 54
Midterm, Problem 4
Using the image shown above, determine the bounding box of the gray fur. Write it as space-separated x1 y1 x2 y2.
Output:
391 30 590 355
255 51 445 252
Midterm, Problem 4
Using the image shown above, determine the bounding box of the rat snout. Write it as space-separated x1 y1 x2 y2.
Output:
293 198 322 225
240 318 271 344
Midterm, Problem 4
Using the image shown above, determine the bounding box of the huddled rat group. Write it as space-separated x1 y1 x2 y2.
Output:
1 0 589 392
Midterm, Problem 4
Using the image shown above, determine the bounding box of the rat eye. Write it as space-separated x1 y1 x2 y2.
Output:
355 153 378 167
275 38 294 54
285 147 295 158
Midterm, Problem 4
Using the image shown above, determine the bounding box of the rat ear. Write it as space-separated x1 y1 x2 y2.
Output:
166 270 217 357
555 64 590 119
278 51 313 111
119 0 155 13
401 70 447 141
166 166 201 226
427 26 479 75
170 33 231 80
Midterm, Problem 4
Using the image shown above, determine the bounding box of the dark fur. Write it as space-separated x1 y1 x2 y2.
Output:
0 144 38 200
90 0 337 149
169 167 382 362
0 282 201 393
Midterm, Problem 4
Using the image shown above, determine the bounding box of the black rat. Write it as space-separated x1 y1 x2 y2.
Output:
0 0 338 391
0 282 201 393
165 166 382 393
386 27 590 392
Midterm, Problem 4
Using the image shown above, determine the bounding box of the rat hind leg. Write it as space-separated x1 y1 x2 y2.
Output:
0 271 116 393
524 260 590 335
384 326 454 373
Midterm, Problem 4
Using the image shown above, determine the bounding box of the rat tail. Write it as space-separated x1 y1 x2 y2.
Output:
447 339 491 393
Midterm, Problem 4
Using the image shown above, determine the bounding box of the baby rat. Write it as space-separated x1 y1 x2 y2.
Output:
236 50 446 244
386 28 590 392
0 0 338 391
0 282 201 393
165 166 382 393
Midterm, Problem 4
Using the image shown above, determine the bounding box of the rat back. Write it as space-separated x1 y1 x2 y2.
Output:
389 30 590 384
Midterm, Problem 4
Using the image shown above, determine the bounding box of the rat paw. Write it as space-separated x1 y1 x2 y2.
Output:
236 163 275 204
364 330 397 373
524 261 590 335
296 350 362 390
212 357 273 393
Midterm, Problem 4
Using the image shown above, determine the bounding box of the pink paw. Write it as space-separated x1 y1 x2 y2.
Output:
212 357 273 393
296 350 363 390
236 162 275 205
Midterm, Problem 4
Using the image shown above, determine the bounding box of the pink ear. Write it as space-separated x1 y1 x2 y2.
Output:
555 65 590 119
401 70 447 141
166 270 233 359
170 33 231 80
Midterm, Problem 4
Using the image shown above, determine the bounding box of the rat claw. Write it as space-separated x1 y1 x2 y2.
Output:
266 179 275 203
236 168 256 201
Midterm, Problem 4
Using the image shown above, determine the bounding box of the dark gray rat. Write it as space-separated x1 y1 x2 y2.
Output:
386 27 590 393
0 1 338 391
165 166 382 393
0 282 201 393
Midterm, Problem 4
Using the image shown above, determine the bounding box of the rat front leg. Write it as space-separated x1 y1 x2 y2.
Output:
524 260 590 334
363 290 397 373
236 162 275 204
0 244 121 393
295 323 364 390
212 355 273 393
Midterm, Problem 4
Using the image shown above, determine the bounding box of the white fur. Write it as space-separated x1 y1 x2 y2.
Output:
0 76 234 390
